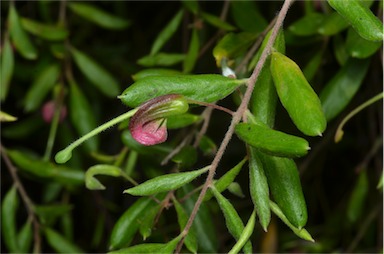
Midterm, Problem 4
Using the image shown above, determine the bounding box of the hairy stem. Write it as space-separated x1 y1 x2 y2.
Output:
1 145 41 253
175 0 294 252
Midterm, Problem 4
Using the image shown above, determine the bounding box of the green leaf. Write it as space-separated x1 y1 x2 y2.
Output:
211 186 252 253
123 166 209 196
24 64 60 112
181 0 199 14
270 51 326 136
303 48 324 81
317 12 349 36
69 80 99 152
320 58 370 121
230 1 267 33
167 113 201 129
198 135 217 156
204 158 247 201
183 28 200 73
119 74 246 108
178 184 218 252
109 235 181 254
173 198 198 254
7 149 84 186
171 145 198 169
347 171 369 223
288 12 325 36
20 17 69 40
250 29 285 128
17 219 33 253
109 196 163 250
327 0 383 41
85 164 122 190
68 2 130 30
8 5 38 59
201 12 236 31
249 148 270 232
137 53 185 67
345 28 382 59
0 37 14 101
138 204 162 240
34 204 73 225
44 227 84 253
150 10 183 55
70 47 120 97
213 32 258 66
228 210 256 254
269 201 314 242
332 34 348 66
132 68 183 81
227 182 245 198
1 186 19 253
236 123 310 158
261 155 307 229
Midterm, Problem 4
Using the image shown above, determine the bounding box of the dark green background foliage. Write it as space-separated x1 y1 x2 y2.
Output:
1 1 382 253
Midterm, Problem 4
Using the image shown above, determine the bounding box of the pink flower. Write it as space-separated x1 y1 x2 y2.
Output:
129 94 189 146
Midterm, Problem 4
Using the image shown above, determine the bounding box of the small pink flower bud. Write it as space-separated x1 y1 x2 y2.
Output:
42 101 67 123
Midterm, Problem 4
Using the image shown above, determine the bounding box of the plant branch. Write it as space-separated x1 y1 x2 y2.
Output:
1 145 41 253
175 0 294 252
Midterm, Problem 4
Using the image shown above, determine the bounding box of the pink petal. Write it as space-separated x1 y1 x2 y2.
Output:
130 119 167 146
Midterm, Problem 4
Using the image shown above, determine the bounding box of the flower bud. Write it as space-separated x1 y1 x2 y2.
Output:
129 94 189 146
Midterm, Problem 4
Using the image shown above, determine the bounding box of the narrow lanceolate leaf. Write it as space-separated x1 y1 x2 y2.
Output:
345 28 382 59
213 32 258 67
132 68 182 81
138 204 162 240
178 184 218 253
68 3 130 30
317 12 349 36
44 228 84 253
85 164 122 190
21 18 69 40
183 28 200 73
24 64 60 112
249 29 285 128
17 219 33 253
119 74 246 108
109 196 161 250
201 12 236 31
8 5 37 59
288 13 325 36
211 187 252 253
137 53 185 67
261 155 308 229
150 10 183 55
70 47 120 97
270 51 326 136
228 211 256 254
69 80 99 152
327 0 383 41
1 186 19 253
346 171 369 223
236 123 310 158
110 235 182 254
1 37 14 101
320 58 370 121
173 198 198 254
123 166 209 196
249 148 270 231
269 201 314 242
204 158 247 201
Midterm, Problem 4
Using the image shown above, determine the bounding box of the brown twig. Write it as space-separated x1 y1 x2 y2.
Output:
0 145 41 253
175 0 295 252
